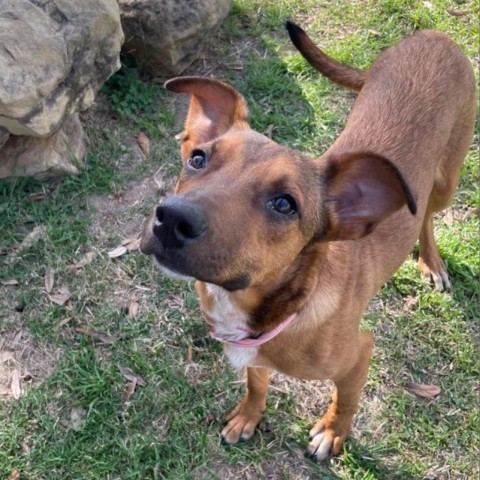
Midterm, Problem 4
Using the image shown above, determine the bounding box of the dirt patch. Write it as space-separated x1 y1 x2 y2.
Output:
0 323 63 401
87 176 158 244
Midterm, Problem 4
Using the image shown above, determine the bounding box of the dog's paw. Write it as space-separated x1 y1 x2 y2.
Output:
220 401 263 444
418 255 450 291
305 416 348 461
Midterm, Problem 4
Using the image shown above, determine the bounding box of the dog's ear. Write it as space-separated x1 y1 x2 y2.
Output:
165 76 250 157
320 152 417 241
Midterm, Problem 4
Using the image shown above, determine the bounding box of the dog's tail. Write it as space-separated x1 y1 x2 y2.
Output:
286 21 366 92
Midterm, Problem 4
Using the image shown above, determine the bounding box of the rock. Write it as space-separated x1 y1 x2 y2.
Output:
0 114 86 181
118 0 232 77
0 128 9 149
0 0 124 138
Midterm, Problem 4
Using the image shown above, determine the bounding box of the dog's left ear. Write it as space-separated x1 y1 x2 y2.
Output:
165 76 250 158
320 152 417 241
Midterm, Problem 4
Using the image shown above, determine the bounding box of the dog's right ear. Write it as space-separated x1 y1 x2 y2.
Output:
165 76 250 158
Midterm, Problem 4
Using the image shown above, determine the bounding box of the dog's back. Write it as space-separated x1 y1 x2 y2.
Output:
289 24 476 290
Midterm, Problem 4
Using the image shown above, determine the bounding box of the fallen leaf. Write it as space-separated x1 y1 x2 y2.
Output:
44 266 54 293
137 132 151 157
126 237 141 252
126 378 137 397
75 327 119 345
128 300 139 319
121 234 142 252
70 408 87 431
21 441 31 455
403 295 419 312
0 351 15 363
442 209 454 226
462 206 479 221
59 317 73 327
17 225 46 251
446 9 468 16
48 287 72 306
422 1 433 9
8 470 20 480
108 245 128 258
11 369 22 399
27 192 46 203
1 279 18 286
405 383 441 398
71 251 96 270
13 329 25 345
118 365 147 387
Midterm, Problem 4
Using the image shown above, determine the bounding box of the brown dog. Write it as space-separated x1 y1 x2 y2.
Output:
140 22 476 460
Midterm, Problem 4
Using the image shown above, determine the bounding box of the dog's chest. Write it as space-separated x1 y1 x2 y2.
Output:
202 284 258 369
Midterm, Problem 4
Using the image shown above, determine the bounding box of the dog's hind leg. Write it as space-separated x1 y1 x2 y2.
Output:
306 331 373 461
221 367 269 444
418 102 476 291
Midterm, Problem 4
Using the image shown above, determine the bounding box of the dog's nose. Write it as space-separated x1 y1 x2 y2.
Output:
153 197 208 248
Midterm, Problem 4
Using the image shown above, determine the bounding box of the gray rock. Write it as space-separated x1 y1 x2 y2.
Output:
118 0 232 76
0 0 124 137
0 128 9 149
0 114 86 180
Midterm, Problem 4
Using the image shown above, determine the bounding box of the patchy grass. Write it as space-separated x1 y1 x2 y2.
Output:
0 1 478 479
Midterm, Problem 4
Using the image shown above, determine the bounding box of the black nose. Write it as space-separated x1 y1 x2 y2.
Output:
153 197 208 249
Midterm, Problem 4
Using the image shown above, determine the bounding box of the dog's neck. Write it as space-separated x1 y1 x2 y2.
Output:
224 242 346 331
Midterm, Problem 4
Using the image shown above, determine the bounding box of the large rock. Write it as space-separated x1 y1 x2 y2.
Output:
0 114 86 181
118 0 232 77
0 0 124 138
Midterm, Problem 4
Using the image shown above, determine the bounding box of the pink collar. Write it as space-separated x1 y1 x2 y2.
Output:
210 313 297 348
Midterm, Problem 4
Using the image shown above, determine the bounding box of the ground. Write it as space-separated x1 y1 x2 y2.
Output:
0 1 478 479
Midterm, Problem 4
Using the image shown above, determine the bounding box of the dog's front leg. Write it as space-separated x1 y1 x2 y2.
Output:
306 331 374 461
221 367 269 444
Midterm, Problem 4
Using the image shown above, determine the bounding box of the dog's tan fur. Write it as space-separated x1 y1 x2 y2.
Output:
140 24 476 460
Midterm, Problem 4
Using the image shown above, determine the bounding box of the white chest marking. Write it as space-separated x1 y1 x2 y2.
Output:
205 284 258 369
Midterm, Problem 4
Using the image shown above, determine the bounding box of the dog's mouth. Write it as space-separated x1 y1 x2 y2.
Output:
153 253 250 291
142 233 250 291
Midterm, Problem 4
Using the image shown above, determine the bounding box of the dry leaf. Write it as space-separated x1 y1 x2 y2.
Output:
446 9 467 16
108 245 128 258
92 333 118 345
405 383 441 398
70 408 87 431
118 365 147 387
11 369 21 399
462 206 479 221
48 287 72 306
17 225 46 251
128 300 139 319
137 132 151 157
126 378 137 397
75 327 118 345
443 210 454 226
403 295 419 312
71 251 96 270
8 470 20 480
59 317 73 327
1 279 18 286
121 235 141 252
126 237 141 252
13 329 24 345
0 351 15 363
44 266 54 293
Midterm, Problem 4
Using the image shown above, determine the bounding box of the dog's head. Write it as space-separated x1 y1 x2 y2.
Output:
141 77 416 290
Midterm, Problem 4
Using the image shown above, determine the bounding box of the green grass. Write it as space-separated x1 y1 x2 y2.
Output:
0 1 478 479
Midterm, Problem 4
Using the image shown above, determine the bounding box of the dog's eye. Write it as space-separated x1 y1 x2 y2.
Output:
188 150 207 169
267 195 297 215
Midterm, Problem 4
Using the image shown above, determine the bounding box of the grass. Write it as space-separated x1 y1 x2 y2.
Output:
0 0 478 478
